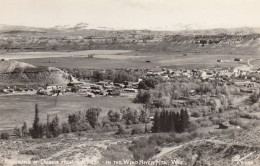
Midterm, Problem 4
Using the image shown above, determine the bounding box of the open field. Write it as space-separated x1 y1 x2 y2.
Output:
0 50 132 60
3 50 257 70
17 56 155 69
0 94 141 131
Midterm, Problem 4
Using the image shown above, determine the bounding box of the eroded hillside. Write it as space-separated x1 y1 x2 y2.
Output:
0 60 71 84
0 25 260 54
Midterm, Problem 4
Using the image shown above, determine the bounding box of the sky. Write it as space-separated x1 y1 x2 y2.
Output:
0 0 260 30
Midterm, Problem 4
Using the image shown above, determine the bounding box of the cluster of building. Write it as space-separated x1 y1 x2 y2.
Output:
35 79 140 98
145 65 260 90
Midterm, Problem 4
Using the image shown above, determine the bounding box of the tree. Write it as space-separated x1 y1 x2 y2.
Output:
135 90 151 104
138 77 161 89
139 107 150 124
1 133 9 140
86 107 101 128
249 89 260 103
22 121 29 137
121 107 139 125
30 104 44 138
49 116 61 137
180 109 190 132
108 110 122 122
151 111 160 133
68 113 81 132
174 112 181 133
93 71 104 82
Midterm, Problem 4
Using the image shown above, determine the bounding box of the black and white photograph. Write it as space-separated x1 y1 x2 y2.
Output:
0 0 260 165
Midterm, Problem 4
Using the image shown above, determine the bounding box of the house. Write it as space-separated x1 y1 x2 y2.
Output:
46 85 66 93
67 82 83 87
46 85 57 91
218 122 230 129
234 58 243 61
96 81 108 86
123 88 138 93
234 81 255 87
85 92 95 98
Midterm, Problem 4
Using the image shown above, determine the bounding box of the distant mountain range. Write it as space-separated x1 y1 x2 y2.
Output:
1 22 260 35
0 23 260 54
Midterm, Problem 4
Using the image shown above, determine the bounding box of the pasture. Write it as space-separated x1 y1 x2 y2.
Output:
0 94 141 131
9 50 258 70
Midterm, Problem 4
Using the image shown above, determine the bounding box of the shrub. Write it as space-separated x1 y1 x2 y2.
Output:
191 111 200 117
249 89 260 103
239 112 258 119
108 110 122 122
129 138 156 160
1 132 10 140
22 121 29 137
131 126 144 135
14 126 22 137
195 118 213 127
49 116 61 137
121 107 139 125
135 90 151 104
77 121 92 131
139 107 150 123
115 124 127 135
85 107 101 129
102 120 119 132
61 123 71 133
209 116 226 125
109 89 120 96
100 145 133 164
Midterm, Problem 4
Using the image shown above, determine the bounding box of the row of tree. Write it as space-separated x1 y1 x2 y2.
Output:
151 109 190 133
24 104 152 139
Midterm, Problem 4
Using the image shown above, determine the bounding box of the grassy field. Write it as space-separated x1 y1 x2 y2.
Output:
17 56 155 69
0 94 141 131
12 50 259 70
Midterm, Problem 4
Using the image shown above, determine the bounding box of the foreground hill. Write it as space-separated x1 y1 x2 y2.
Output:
0 59 71 84
0 59 35 73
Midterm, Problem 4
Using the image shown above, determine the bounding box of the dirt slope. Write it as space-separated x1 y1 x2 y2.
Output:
0 60 71 84
0 59 35 73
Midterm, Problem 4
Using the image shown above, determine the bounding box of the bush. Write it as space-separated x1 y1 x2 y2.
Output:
249 89 260 103
100 145 133 164
14 126 22 137
135 90 151 104
61 123 71 133
108 110 122 122
49 116 61 137
209 116 226 125
115 124 127 135
85 107 101 129
1 132 10 140
102 120 119 132
109 89 120 96
195 118 213 127
131 126 144 135
30 123 44 139
229 118 240 126
239 112 258 119
129 138 156 160
191 111 200 117
121 107 139 125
